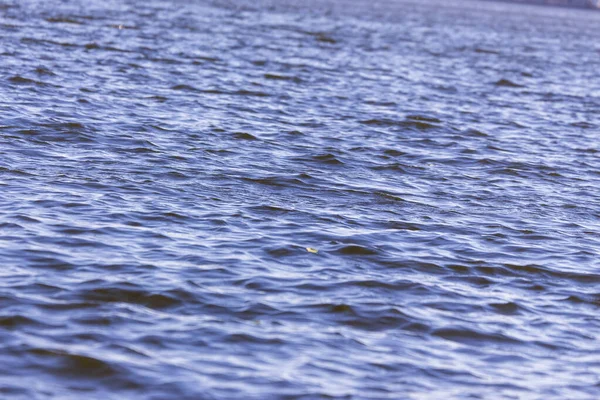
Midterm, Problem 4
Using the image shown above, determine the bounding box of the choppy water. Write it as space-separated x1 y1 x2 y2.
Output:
1 0 600 398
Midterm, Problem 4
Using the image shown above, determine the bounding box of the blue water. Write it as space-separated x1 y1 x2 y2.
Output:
1 0 600 398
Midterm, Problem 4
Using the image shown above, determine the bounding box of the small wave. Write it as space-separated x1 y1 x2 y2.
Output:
335 244 378 256
474 47 500 55
360 115 442 130
311 153 344 165
432 327 519 345
233 132 258 140
20 37 78 48
84 43 133 53
223 333 285 345
234 89 271 97
191 55 221 63
33 66 56 76
171 84 197 91
494 79 525 88
45 16 83 25
303 302 411 330
303 31 337 44
488 301 522 315
264 73 302 83
0 315 44 329
563 294 600 307
8 75 47 86
75 286 195 310
27 348 120 378
243 176 304 187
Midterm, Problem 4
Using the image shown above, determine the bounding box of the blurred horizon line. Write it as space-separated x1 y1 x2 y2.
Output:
480 0 600 9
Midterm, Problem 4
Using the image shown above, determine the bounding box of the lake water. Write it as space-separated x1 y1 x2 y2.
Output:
1 0 599 398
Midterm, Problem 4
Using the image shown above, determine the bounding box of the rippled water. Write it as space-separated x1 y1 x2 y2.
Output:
1 0 600 398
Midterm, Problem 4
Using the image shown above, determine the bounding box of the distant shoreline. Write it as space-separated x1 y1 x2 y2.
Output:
482 0 600 9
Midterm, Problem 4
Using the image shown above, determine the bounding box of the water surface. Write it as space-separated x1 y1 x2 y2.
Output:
1 0 600 398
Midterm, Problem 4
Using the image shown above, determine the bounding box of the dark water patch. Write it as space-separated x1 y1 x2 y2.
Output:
302 302 410 330
121 146 161 154
233 132 258 140
463 128 489 137
494 79 525 88
311 153 344 165
13 283 65 297
0 386 30 397
234 89 271 97
161 170 189 180
488 301 522 315
334 244 378 256
405 115 442 124
385 220 422 231
432 327 520 345
264 73 302 83
162 211 189 220
243 174 307 188
74 286 194 310
33 67 56 76
41 121 86 131
0 167 34 176
373 190 405 202
74 314 124 326
148 95 168 102
13 215 42 224
171 84 198 92
402 115 442 130
45 16 83 25
371 162 407 172
233 302 282 320
144 56 184 65
563 294 600 307
171 86 271 98
382 149 406 157
84 43 101 50
84 43 133 53
0 315 45 329
364 99 397 107
191 55 221 63
20 37 79 48
234 276 284 291
0 222 25 231
360 115 442 130
450 275 497 287
301 30 338 44
480 263 600 285
574 147 597 156
8 76 47 86
24 251 76 271
27 348 121 379
571 121 594 129
474 47 500 55
223 333 285 345
360 118 400 126
316 35 337 44
341 279 425 292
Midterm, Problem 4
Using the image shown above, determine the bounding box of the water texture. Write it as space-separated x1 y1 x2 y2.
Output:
1 0 600 398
